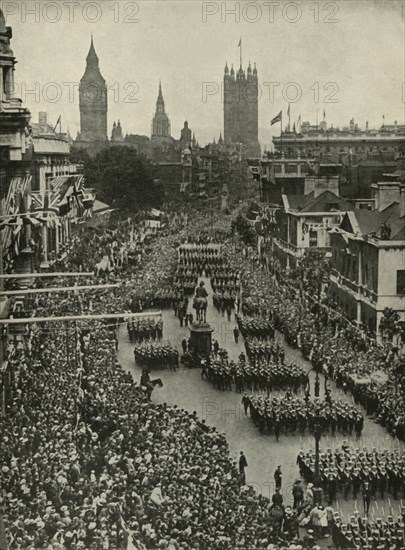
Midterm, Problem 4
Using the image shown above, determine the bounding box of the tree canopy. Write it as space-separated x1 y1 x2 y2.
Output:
70 146 163 213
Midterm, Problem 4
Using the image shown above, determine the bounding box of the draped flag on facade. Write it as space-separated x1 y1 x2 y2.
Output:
31 189 60 215
1 175 32 253
5 175 32 215
49 175 69 192
58 174 87 215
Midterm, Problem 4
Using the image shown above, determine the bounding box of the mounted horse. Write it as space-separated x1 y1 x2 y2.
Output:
193 281 208 323
140 369 163 401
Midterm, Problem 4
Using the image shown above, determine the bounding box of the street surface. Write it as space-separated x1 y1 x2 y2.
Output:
118 276 404 519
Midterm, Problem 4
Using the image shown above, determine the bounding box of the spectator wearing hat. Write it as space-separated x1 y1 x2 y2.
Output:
292 480 304 509
274 466 282 490
239 452 248 485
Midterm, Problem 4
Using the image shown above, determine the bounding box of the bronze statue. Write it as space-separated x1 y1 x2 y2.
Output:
193 281 208 323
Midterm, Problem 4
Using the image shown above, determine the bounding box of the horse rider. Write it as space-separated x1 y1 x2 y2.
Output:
195 280 208 300
193 280 208 322
140 368 153 393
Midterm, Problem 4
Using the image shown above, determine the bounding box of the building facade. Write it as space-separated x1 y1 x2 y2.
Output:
0 7 32 299
253 156 342 205
329 182 405 338
273 119 405 160
272 120 404 198
223 61 260 157
272 190 351 271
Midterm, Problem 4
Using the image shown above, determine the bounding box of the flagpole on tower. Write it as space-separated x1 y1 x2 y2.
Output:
239 37 242 67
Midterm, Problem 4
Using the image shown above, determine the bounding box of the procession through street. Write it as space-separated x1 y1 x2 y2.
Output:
2 197 405 550
1 2 404 550
118 250 404 517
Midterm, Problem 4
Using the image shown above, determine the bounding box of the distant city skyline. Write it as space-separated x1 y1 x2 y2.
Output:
5 0 404 149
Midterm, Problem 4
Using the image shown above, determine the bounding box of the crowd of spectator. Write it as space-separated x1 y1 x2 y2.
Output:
2 216 321 550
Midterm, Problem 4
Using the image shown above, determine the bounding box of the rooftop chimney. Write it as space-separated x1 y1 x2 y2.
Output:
39 111 47 125
400 184 405 218
376 181 401 212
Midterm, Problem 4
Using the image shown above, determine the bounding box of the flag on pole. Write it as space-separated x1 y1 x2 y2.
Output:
53 115 61 132
238 38 241 47
270 111 282 126
287 104 290 116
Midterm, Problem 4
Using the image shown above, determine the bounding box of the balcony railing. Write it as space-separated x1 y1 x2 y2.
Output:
330 271 378 303
274 238 331 256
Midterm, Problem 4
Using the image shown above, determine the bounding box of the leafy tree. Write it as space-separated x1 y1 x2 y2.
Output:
231 212 257 247
69 147 92 166
71 147 163 213
379 307 401 341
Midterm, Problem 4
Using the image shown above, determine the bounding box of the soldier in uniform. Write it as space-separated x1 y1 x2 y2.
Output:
362 481 371 515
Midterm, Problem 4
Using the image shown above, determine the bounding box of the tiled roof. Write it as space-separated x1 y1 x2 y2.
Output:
340 202 404 240
31 123 60 138
283 193 314 211
300 191 352 212
284 191 352 213
32 138 70 154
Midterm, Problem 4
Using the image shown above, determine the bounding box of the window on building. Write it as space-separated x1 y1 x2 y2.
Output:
309 230 318 248
397 270 405 295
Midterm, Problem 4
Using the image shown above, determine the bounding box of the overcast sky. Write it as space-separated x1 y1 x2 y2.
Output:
4 0 404 149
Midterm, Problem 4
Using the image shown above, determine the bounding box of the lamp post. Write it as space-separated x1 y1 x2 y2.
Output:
298 263 305 333
307 367 326 505
314 371 320 398
313 401 326 505
313 407 323 505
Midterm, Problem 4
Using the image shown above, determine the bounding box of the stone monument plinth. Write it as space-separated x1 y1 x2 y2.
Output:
189 322 213 355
